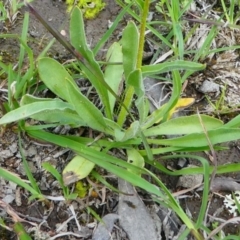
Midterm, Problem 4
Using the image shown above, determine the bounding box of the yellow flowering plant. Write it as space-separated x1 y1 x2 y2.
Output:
66 0 105 19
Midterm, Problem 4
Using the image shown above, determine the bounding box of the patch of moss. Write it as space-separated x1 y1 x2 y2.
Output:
66 0 106 19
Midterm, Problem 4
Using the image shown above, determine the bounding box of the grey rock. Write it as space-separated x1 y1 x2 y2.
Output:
9 142 18 154
198 80 220 95
2 195 15 204
118 179 159 240
26 146 37 157
1 150 13 158
92 214 119 240
177 165 203 188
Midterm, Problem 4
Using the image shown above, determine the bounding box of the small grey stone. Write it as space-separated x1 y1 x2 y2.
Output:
18 161 37 175
26 146 37 157
1 150 13 158
3 195 15 204
198 80 220 95
118 179 159 240
6 188 13 194
177 165 203 188
9 142 18 154
92 214 119 240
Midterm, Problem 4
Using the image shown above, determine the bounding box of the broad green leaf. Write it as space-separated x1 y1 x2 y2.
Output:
127 148 144 176
148 128 240 147
135 0 144 9
62 155 95 186
104 42 123 113
141 61 205 76
37 57 77 101
70 7 91 61
144 115 223 136
127 69 143 96
117 22 139 126
144 98 195 126
70 7 112 119
31 108 81 126
64 77 110 134
225 114 240 128
0 101 76 125
20 95 83 126
20 94 59 104
121 21 139 79
38 58 108 133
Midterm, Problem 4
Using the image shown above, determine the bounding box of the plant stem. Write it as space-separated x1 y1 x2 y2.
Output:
117 0 150 127
136 0 150 69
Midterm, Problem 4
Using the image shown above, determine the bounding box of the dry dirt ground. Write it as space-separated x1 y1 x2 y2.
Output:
1 0 240 239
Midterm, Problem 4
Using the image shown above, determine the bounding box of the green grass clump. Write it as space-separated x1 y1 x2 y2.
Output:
66 0 105 19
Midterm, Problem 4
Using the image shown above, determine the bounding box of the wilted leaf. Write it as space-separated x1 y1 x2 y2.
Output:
127 148 144 176
156 98 195 123
62 155 95 186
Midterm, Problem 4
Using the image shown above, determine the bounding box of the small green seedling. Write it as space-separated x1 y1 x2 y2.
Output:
42 162 78 200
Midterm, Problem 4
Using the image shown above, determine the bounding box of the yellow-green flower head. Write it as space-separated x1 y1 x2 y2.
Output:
66 0 106 19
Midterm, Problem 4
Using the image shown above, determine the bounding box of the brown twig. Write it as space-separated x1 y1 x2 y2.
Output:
26 3 84 62
183 17 240 29
206 217 240 239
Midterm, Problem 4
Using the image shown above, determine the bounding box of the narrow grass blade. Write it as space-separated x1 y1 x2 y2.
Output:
148 128 240 148
13 222 32 240
42 162 65 190
18 134 41 195
27 129 164 198
0 168 41 199
144 115 223 136
142 60 205 76
93 4 131 55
